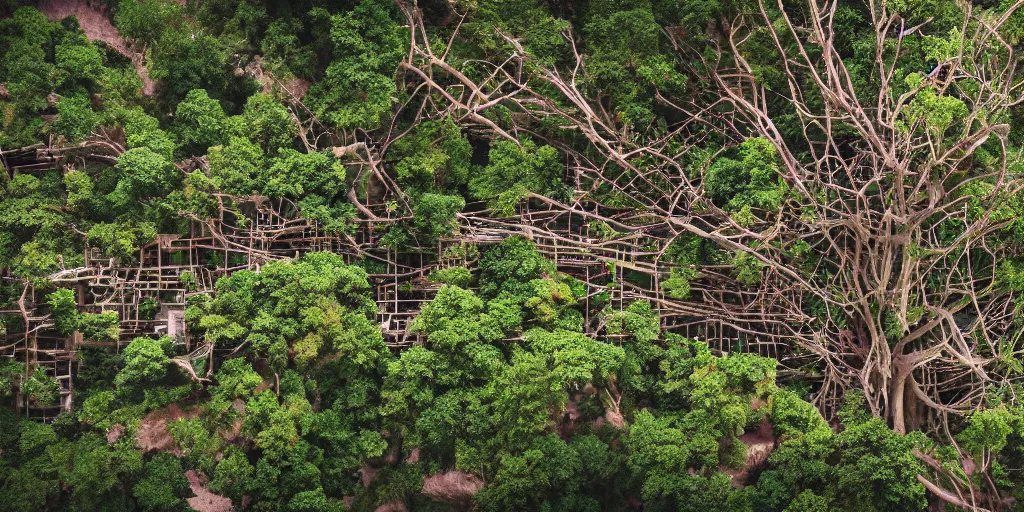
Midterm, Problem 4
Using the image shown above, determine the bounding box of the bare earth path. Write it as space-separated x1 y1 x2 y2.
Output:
37 0 157 95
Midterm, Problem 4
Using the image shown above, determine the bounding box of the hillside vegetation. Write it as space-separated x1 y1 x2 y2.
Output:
3 0 1024 510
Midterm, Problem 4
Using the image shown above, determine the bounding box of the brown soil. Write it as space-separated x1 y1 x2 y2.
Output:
421 471 484 505
37 0 157 95
604 409 626 428
384 442 401 464
405 447 420 464
218 399 245 443
242 56 311 100
561 392 600 437
185 470 234 512
284 78 311 100
105 423 124 444
359 463 380 487
136 403 200 455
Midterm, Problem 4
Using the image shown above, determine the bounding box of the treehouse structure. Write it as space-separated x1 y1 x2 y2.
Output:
1 177 800 418
0 120 832 421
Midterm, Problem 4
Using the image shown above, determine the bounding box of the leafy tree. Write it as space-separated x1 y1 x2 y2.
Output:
148 22 239 104
478 236 552 299
78 312 120 343
46 288 79 336
413 193 465 242
210 446 254 502
191 252 384 389
172 89 227 156
391 118 473 195
305 0 405 129
240 92 296 154
752 391 928 512
474 434 592 511
54 433 143 510
115 0 178 46
469 138 562 215
428 266 473 288
106 107 176 160
133 453 190 511
263 149 345 200
213 357 262 401
0 359 25 398
53 95 98 143
207 136 266 195
112 147 179 205
260 17 316 76
579 0 683 126
169 417 224 473
115 336 172 388
0 8 56 146
834 419 927 512
54 37 105 90
63 170 96 216
86 222 156 263
624 334 778 511
20 367 60 406
703 138 788 214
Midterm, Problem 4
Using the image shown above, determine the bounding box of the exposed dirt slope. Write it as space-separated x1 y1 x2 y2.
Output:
135 402 200 454
186 470 233 512
37 0 156 95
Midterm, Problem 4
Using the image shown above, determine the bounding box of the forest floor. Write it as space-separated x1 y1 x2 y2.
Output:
37 0 157 95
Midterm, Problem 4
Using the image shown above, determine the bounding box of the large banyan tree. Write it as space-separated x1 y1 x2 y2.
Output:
394 0 1024 434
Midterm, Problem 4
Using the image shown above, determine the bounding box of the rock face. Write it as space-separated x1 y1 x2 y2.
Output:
722 416 776 488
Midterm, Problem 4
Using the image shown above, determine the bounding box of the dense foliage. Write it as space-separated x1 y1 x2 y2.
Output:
4 0 1024 510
